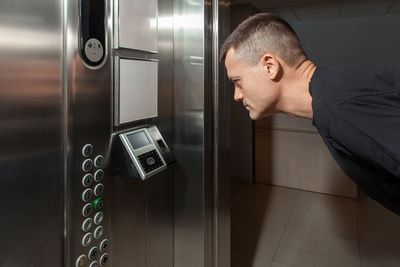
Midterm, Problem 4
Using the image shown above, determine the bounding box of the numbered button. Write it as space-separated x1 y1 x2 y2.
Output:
76 254 87 267
94 184 104 196
82 218 93 232
94 226 104 239
93 197 104 211
100 239 109 252
82 188 94 202
94 169 104 182
94 155 104 168
82 232 93 247
88 246 99 260
82 159 93 172
94 212 104 225
89 261 99 267
82 173 94 187
82 144 94 157
82 203 93 217
100 253 109 266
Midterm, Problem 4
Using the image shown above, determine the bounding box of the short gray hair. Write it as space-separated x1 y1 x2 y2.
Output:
220 13 306 66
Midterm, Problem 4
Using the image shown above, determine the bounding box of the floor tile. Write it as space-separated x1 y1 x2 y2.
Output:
357 193 400 247
360 242 400 267
288 191 358 240
274 226 360 267
269 261 290 267
231 249 270 267
233 184 298 223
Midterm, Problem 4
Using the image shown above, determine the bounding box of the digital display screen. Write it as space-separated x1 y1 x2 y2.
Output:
127 131 151 150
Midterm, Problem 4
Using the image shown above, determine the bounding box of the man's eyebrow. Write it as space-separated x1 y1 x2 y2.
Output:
229 76 239 81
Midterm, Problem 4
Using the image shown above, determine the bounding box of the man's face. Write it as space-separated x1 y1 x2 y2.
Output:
224 48 280 120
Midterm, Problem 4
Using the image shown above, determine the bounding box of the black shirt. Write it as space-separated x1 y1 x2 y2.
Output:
309 65 400 215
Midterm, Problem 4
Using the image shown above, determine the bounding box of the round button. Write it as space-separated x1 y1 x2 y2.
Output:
94 226 104 239
94 169 104 182
76 254 87 267
82 203 93 217
84 38 104 63
82 144 94 157
89 261 99 267
94 184 104 196
82 232 93 247
82 173 94 187
94 155 104 168
82 159 94 172
82 218 93 232
99 253 109 266
100 239 109 252
94 212 104 225
82 188 94 202
88 246 99 260
93 197 104 211
147 157 156 165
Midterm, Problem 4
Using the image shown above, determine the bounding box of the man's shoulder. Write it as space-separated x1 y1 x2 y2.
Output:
310 64 400 104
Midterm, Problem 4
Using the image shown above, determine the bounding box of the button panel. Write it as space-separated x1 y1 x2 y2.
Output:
94 169 104 182
100 239 108 252
82 203 93 217
82 188 94 202
137 150 163 173
94 212 104 225
82 233 93 247
94 183 104 196
82 144 94 157
100 253 109 266
78 144 108 266
94 155 104 168
94 226 104 239
82 159 94 172
82 173 94 187
76 254 87 267
82 218 93 232
89 246 99 260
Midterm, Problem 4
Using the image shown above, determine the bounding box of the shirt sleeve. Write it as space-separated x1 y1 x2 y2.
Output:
328 91 400 179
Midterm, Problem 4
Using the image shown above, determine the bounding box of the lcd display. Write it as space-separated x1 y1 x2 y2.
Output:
127 131 151 150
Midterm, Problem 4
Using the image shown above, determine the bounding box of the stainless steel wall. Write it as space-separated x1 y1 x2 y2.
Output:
110 0 174 267
0 1 64 266
64 0 113 266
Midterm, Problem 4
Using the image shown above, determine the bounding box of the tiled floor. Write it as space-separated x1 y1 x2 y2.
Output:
231 182 400 267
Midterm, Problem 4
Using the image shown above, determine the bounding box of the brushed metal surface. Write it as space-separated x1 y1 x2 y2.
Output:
211 1 231 267
173 0 208 266
115 0 158 53
64 0 113 266
0 1 64 266
110 0 174 266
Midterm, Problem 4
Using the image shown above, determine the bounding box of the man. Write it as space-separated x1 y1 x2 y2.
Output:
220 13 400 215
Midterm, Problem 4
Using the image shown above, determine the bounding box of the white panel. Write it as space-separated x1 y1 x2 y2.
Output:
117 58 158 124
117 0 158 52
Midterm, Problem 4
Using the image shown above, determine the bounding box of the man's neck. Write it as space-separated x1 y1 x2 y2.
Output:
276 60 316 119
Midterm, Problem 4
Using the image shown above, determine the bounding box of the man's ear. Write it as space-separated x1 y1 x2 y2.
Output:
260 53 280 80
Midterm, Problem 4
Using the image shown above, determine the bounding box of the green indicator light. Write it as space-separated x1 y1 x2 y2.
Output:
93 197 104 211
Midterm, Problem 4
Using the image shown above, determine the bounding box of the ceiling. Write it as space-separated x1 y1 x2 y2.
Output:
230 0 400 21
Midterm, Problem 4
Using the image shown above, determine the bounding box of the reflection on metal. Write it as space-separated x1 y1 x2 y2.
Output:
173 0 208 266
0 0 64 266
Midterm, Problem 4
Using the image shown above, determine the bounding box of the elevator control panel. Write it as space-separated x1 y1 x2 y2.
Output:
119 126 172 180
77 143 109 267
79 0 106 67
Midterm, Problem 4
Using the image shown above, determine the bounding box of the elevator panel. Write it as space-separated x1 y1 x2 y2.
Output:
114 0 158 53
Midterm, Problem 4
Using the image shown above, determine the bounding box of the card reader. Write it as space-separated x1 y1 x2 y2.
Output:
119 127 168 180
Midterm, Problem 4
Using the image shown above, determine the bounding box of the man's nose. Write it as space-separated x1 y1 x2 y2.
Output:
234 88 243 102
